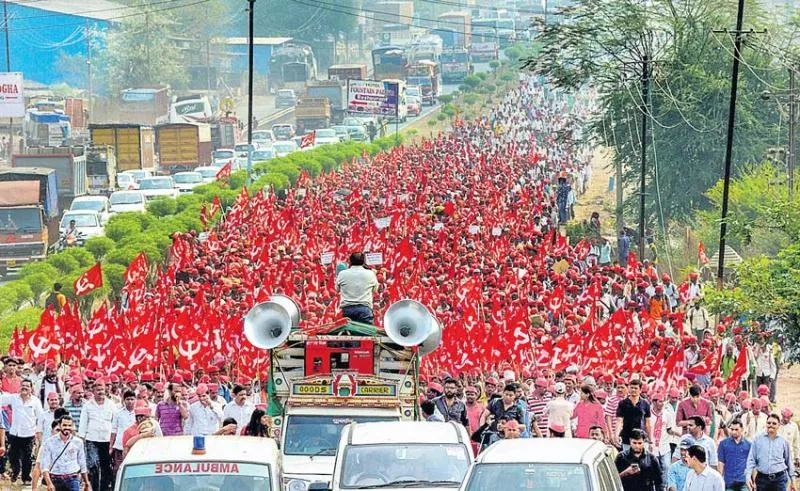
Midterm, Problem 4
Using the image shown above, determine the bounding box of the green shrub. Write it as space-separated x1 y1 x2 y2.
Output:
439 94 454 104
463 94 480 105
105 214 147 242
60 247 95 269
476 72 488 81
441 104 458 118
84 236 116 261
500 72 515 82
46 253 80 275
147 197 178 217
489 60 501 70
0 307 43 348
462 75 481 89
0 283 33 309
103 263 128 298
427 119 437 127
22 273 51 307
18 262 58 280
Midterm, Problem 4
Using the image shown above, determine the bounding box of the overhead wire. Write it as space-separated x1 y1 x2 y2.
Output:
4 0 193 21
709 30 787 91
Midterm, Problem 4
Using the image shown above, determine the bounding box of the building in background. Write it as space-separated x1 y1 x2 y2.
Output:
1 0 127 85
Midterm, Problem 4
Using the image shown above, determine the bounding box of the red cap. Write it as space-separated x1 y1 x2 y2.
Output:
171 374 184 384
757 384 770 396
708 387 720 397
738 390 750 400
668 387 681 398
195 383 209 396
428 382 443 394
485 377 499 386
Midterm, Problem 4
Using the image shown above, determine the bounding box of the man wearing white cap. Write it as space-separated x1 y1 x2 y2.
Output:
546 382 574 438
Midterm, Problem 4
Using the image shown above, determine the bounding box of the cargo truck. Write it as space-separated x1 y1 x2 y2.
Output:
12 150 87 210
118 87 170 125
406 60 440 105
241 297 441 491
211 116 241 150
154 123 212 174
437 11 472 49
306 82 347 125
440 47 473 83
327 64 368 82
295 98 332 134
86 145 117 196
0 168 60 276
89 124 156 173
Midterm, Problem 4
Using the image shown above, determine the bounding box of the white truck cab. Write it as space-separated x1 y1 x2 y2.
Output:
317 421 473 491
458 438 623 491
114 435 282 491
281 406 400 491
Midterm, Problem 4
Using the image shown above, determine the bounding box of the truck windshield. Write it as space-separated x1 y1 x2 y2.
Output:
71 200 105 212
173 173 202 184
407 77 430 86
110 192 143 205
443 53 469 63
0 208 41 232
175 102 206 115
464 463 590 491
139 178 172 190
283 416 397 456
340 444 469 489
120 462 271 491
214 150 234 159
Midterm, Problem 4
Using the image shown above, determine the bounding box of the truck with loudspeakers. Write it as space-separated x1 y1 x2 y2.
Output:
243 296 442 491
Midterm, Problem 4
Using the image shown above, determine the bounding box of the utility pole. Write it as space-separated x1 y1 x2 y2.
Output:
715 0 747 288
3 0 12 157
86 20 93 122
789 65 796 201
638 51 650 259
246 0 256 185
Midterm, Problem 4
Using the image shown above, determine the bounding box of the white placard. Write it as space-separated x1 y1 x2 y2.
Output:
320 252 335 265
0 73 25 118
374 216 391 229
468 225 480 234
365 252 383 265
491 227 502 236
433 223 444 231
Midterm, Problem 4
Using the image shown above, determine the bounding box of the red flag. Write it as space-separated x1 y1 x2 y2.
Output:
698 241 709 265
726 348 748 390
209 195 222 217
125 252 149 286
216 161 232 181
74 262 103 296
300 130 316 149
547 285 565 316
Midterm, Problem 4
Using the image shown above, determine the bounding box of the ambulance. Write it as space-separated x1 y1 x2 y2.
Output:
114 436 282 491
243 297 442 491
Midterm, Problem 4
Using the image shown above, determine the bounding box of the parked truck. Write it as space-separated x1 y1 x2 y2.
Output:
86 145 117 196
154 123 212 174
306 81 347 125
0 168 60 276
23 109 71 147
118 87 170 125
406 60 440 105
12 149 87 210
295 97 332 134
328 64 368 82
89 124 156 173
440 47 472 83
211 116 241 150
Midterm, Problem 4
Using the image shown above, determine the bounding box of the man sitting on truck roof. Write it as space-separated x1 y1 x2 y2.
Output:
335 252 379 325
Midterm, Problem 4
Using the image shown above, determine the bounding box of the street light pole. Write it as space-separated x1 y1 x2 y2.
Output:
246 0 256 185
788 65 796 201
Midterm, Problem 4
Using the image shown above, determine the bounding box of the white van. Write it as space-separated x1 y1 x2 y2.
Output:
115 435 282 491
458 439 623 491
316 421 473 491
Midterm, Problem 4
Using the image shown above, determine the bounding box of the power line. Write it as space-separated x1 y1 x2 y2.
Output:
4 0 211 33
414 0 545 17
6 0 190 21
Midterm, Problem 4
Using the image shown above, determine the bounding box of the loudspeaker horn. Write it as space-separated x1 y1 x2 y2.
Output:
383 299 434 347
418 316 442 356
243 301 292 349
270 294 301 326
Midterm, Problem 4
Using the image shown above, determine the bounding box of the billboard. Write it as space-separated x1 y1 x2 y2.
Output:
0 72 24 118
347 80 399 116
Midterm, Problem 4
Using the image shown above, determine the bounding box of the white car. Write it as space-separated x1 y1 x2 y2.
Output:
458 439 623 491
60 210 104 239
109 191 147 214
116 173 138 190
252 148 276 162
70 196 110 225
273 141 298 157
327 421 473 491
252 130 276 146
212 148 235 167
119 169 152 183
195 166 220 184
313 128 340 146
172 171 204 194
137 176 177 200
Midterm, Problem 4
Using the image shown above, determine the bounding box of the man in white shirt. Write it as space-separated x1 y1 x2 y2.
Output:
650 392 679 489
0 379 43 485
335 252 379 324
222 385 255 433
685 444 725 491
36 391 61 442
78 378 117 491
110 390 137 478
779 408 800 474
186 384 222 436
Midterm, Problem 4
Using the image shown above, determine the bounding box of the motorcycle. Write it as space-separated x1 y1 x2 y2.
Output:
57 229 86 251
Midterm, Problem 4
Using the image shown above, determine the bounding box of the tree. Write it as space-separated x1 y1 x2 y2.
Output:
95 11 189 93
526 0 785 226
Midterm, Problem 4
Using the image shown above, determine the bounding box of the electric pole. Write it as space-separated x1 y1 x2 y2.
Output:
3 0 12 158
638 50 650 259
246 0 256 185
86 20 93 122
715 0 747 288
789 64 796 201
